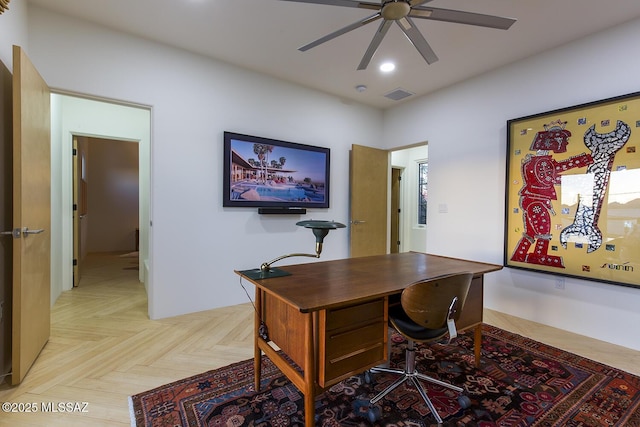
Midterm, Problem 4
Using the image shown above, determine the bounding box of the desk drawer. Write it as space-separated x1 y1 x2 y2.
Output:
326 321 385 359
325 299 385 329
319 298 387 387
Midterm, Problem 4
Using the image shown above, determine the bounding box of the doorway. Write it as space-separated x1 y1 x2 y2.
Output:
390 144 428 254
73 136 140 287
50 93 151 315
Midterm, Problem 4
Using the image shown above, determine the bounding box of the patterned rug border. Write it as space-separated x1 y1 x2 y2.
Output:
128 352 288 426
480 325 640 426
483 325 637 377
129 323 640 427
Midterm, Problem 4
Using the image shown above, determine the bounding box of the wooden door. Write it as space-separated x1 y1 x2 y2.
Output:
73 136 89 287
349 144 388 257
72 136 80 287
11 45 51 385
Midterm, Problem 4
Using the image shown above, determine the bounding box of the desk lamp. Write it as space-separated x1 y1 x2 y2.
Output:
240 220 346 279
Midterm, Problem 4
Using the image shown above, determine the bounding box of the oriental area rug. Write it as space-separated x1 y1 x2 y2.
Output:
129 324 640 426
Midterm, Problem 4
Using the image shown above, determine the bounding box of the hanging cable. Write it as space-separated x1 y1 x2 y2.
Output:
238 276 269 341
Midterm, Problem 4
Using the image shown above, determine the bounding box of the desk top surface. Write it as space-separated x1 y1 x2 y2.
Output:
236 252 502 312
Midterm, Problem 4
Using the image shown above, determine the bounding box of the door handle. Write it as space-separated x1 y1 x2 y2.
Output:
22 227 45 237
351 220 366 225
1 227 45 238
1 228 21 238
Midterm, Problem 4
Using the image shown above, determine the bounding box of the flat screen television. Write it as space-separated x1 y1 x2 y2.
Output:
223 132 330 210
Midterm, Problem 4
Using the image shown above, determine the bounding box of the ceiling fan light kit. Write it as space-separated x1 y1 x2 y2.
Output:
280 0 516 70
381 1 410 20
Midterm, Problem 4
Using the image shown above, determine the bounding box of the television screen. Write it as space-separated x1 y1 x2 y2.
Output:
223 132 330 209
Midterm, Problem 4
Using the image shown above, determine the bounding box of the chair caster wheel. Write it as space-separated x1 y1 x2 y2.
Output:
364 370 373 384
458 394 471 409
367 406 381 422
353 399 380 422
352 398 368 410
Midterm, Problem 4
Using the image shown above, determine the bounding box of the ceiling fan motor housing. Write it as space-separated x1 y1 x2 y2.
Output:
382 0 411 20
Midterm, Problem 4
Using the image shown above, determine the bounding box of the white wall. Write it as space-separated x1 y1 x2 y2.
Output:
28 6 383 319
20 4 640 350
0 1 28 71
383 19 640 351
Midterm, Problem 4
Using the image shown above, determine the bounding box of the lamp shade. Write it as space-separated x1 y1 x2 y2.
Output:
297 220 346 244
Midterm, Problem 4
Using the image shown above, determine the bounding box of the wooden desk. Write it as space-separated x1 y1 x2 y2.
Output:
235 252 502 427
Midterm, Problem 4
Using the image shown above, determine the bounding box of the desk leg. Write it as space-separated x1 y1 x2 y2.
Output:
303 312 316 427
474 325 482 368
254 288 263 390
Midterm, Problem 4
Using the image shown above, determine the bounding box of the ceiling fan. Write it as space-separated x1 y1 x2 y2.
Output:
279 0 517 70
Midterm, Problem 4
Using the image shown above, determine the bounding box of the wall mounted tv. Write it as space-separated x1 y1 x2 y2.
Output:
223 132 330 211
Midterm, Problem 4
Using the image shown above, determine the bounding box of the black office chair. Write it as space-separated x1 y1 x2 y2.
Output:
368 272 474 424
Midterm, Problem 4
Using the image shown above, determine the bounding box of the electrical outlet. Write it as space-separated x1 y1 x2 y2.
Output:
555 278 565 290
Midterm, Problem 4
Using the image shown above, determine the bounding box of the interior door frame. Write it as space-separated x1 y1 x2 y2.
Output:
389 142 429 254
390 167 403 253
49 93 151 314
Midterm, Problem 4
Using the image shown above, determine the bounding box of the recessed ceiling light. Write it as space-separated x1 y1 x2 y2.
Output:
380 62 396 72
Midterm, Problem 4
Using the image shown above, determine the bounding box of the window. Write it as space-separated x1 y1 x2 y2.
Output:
418 161 428 225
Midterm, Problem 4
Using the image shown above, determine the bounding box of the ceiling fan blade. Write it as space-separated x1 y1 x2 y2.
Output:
299 12 382 51
357 19 393 70
396 17 438 65
410 6 516 30
278 0 380 12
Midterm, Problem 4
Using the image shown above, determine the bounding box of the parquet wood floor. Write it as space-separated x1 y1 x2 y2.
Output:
0 252 637 426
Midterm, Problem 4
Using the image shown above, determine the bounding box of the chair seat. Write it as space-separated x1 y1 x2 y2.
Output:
368 272 473 424
389 304 448 342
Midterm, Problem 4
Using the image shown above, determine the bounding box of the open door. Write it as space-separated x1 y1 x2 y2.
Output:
72 137 79 287
349 144 388 257
10 45 51 385
390 168 401 253
72 136 83 287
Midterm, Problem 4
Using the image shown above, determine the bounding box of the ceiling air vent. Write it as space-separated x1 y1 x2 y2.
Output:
384 88 414 101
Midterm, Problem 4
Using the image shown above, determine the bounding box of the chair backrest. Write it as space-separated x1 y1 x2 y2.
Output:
400 272 473 329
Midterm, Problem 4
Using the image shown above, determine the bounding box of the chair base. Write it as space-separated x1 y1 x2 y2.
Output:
368 340 465 424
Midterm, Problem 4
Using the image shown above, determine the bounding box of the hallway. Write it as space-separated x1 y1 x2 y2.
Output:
0 252 254 426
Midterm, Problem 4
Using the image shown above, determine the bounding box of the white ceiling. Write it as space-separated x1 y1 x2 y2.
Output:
27 0 640 109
